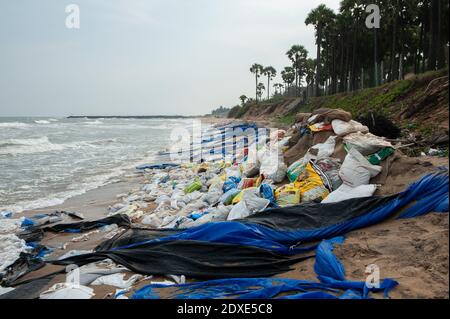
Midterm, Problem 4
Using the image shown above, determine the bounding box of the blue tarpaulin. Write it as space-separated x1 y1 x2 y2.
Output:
130 237 398 300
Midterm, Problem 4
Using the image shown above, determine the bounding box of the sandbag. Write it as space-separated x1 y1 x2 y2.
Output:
275 184 301 207
260 150 287 183
184 178 202 194
322 184 378 204
309 108 352 124
219 189 241 205
227 189 270 220
310 136 337 159
296 162 330 202
314 158 343 191
332 120 369 136
367 147 396 165
339 148 382 187
295 113 312 124
343 132 393 156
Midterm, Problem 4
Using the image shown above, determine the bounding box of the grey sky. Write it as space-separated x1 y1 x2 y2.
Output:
0 0 340 116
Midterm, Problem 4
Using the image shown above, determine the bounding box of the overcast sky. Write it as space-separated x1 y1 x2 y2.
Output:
0 0 341 117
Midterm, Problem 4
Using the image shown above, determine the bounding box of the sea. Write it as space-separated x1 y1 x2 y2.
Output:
0 117 204 213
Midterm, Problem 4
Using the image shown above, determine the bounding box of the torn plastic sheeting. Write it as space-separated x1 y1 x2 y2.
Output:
131 278 338 299
129 237 399 300
39 283 95 299
42 214 131 233
314 238 398 299
52 240 314 279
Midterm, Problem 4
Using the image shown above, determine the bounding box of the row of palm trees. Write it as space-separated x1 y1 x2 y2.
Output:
242 0 449 104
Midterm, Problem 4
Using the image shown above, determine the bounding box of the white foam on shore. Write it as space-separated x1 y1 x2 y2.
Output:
1 154 157 213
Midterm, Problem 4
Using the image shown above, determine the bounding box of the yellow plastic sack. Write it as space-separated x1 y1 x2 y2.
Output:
295 162 329 202
275 184 301 207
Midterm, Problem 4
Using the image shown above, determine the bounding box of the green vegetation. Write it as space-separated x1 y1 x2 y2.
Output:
233 1 448 110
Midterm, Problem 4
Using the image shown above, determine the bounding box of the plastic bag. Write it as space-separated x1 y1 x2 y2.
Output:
260 150 287 183
184 177 202 194
309 122 333 132
259 184 276 204
275 184 301 207
286 152 315 182
343 132 393 156
227 188 270 220
227 201 251 220
296 162 330 202
339 147 382 187
322 184 378 204
332 119 369 136
367 147 395 165
219 188 241 205
223 176 241 193
314 158 343 191
310 136 337 159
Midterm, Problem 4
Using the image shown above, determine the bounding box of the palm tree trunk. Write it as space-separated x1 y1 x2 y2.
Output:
255 74 258 102
315 24 322 97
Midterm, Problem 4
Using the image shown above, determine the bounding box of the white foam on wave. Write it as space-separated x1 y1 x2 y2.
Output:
83 120 104 125
0 122 30 128
0 136 120 155
34 120 51 124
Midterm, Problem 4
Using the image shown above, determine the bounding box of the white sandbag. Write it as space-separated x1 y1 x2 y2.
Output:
343 132 393 156
227 189 270 221
332 119 369 136
260 149 287 183
311 136 337 159
339 148 382 187
322 184 378 204
91 273 143 289
227 201 252 220
40 283 94 299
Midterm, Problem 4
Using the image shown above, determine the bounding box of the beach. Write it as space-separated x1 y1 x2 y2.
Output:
1 114 448 300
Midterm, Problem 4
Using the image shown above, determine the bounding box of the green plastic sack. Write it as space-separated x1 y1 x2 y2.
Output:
286 160 308 183
184 177 202 194
367 147 395 165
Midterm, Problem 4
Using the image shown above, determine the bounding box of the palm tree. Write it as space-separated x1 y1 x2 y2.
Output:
239 95 248 106
281 67 295 96
273 83 284 96
286 45 309 96
256 83 265 101
305 4 335 96
262 66 277 100
250 64 264 102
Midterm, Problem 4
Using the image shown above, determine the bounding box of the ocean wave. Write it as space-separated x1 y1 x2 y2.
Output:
0 156 154 213
34 120 51 124
83 120 104 125
0 136 119 155
0 122 30 128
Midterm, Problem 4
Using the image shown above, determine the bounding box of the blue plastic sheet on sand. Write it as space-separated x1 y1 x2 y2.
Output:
131 237 398 300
